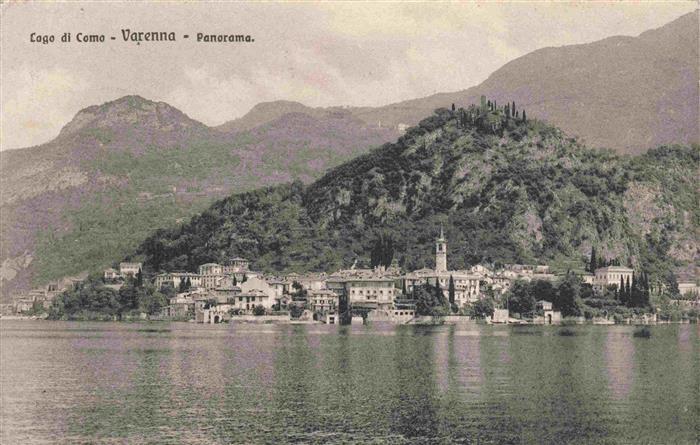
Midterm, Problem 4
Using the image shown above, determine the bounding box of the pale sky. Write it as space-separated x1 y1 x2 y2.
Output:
0 1 696 150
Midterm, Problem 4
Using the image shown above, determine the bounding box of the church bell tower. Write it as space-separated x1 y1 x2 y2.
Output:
435 226 447 272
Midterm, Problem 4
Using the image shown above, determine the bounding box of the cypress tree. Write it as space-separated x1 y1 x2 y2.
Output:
522 110 527 122
136 268 143 287
625 277 631 306
402 279 407 296
451 103 455 111
589 246 598 272
242 273 248 283
233 275 237 286
619 276 626 303
448 275 455 306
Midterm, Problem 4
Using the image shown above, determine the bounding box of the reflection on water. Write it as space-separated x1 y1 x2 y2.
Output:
1 321 698 444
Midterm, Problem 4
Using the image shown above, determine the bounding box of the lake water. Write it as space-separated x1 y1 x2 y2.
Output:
1 321 698 444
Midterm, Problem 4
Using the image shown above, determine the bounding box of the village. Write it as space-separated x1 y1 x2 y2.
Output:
6 228 697 325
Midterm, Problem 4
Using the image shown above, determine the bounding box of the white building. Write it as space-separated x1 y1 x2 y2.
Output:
593 266 634 291
103 268 120 281
677 280 697 297
119 262 142 277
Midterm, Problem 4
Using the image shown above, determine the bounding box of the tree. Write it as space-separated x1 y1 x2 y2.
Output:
233 275 238 286
625 277 631 306
141 291 167 315
522 110 527 122
619 276 627 305
555 273 583 317
136 268 144 287
451 103 455 111
402 279 407 296
242 274 248 283
505 280 536 317
160 282 176 300
370 232 395 269
471 298 495 319
414 284 450 316
448 275 456 307
118 282 139 315
252 304 266 316
589 246 598 272
289 304 304 318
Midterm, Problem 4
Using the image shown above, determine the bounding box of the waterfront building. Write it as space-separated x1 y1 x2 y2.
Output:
229 290 273 311
326 269 398 311
307 289 339 313
167 294 196 318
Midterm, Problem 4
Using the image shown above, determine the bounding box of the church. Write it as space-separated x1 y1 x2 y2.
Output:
402 228 481 307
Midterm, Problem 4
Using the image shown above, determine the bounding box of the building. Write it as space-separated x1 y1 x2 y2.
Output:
167 294 196 318
535 300 561 324
198 263 222 276
199 274 224 290
402 228 480 306
677 281 698 297
119 262 142 277
154 272 202 290
222 257 250 274
264 278 289 299
307 289 339 313
326 269 398 311
593 266 634 291
228 290 273 311
103 268 120 281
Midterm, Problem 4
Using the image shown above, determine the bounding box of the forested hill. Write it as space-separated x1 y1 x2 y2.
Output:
136 102 698 286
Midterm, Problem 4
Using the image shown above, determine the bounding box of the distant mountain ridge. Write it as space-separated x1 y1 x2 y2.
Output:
218 10 698 154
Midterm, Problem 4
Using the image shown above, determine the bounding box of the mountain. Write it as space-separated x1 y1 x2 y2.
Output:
2 11 697 299
218 11 699 154
0 96 396 299
136 106 699 288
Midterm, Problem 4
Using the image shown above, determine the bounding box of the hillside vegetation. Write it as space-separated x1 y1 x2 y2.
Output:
136 103 698 288
0 97 395 298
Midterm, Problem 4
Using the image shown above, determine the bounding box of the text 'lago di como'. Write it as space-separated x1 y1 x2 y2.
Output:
29 30 254 45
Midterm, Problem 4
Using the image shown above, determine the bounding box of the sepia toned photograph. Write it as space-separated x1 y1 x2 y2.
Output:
0 1 698 444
